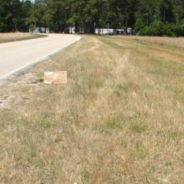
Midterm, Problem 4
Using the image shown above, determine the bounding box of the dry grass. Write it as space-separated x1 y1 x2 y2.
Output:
0 35 184 184
0 32 45 43
124 36 184 49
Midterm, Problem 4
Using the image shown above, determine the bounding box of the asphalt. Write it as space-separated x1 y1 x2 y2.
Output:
0 34 81 83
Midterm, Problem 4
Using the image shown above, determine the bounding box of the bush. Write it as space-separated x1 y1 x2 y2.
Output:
141 20 164 36
137 20 184 37
174 20 184 36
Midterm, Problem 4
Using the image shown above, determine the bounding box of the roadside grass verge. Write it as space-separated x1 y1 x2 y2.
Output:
0 32 46 43
0 35 184 184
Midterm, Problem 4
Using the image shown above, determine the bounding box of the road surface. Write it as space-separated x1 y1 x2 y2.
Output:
0 34 81 83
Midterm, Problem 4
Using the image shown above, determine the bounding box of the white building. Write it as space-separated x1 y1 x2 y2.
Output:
69 27 76 34
29 27 50 33
127 27 132 34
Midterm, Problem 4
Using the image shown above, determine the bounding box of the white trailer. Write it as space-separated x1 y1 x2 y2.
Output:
95 28 114 35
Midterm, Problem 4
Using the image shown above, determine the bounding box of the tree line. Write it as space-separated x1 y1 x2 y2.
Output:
0 0 184 36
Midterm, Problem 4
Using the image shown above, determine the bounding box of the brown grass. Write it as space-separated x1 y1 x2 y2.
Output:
124 36 184 49
0 35 184 184
0 32 45 43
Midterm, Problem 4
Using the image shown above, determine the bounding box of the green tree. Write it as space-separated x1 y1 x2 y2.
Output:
134 17 145 34
0 0 22 32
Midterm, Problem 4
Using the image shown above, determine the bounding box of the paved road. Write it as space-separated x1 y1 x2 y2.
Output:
0 34 81 82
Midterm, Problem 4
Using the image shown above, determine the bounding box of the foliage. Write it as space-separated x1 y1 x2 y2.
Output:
134 17 145 34
0 0 184 36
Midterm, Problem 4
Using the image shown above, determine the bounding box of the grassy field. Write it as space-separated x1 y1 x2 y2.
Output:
0 32 45 43
124 36 184 49
0 35 184 184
